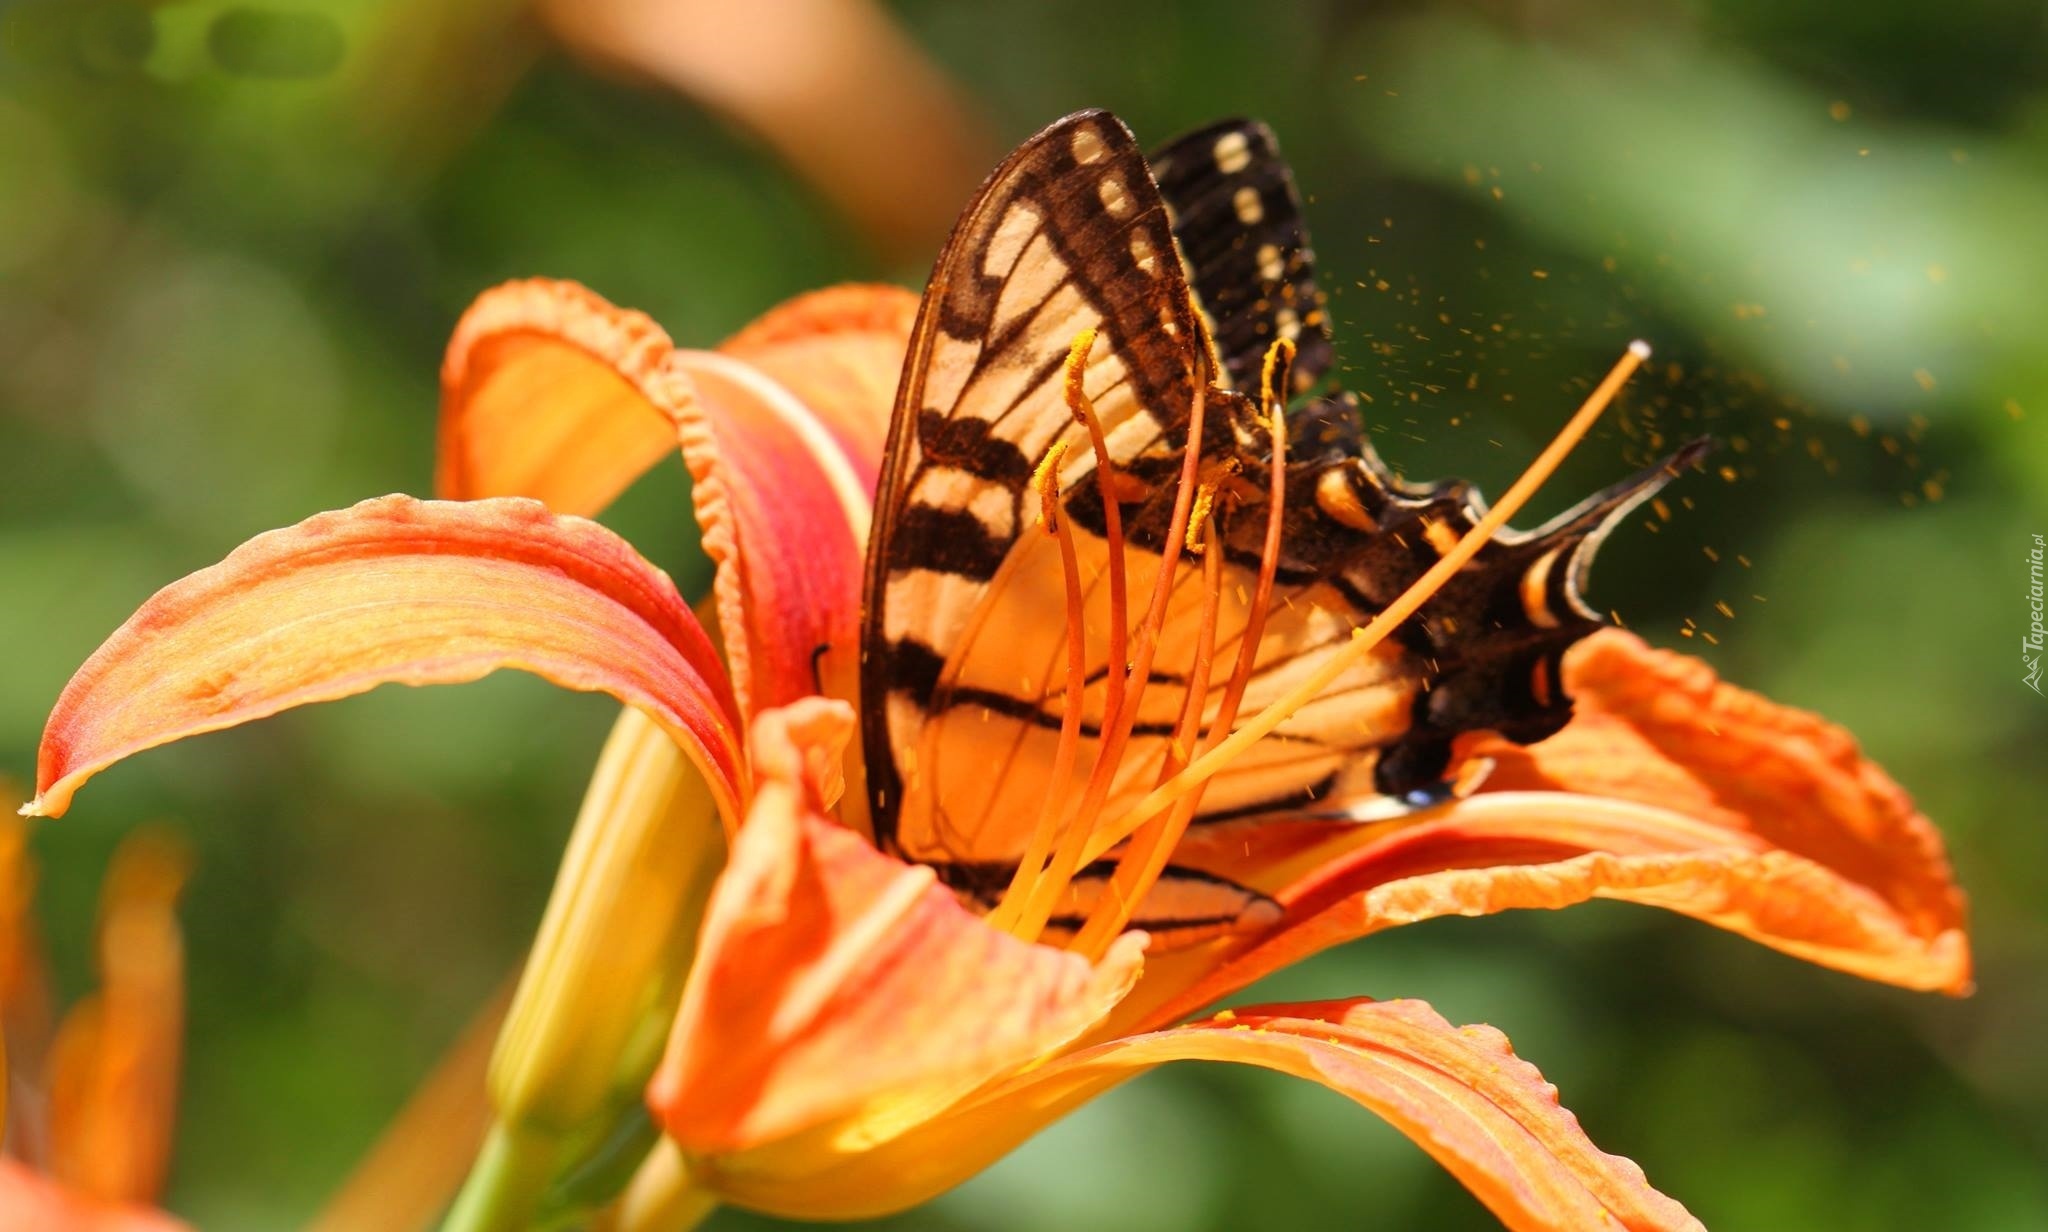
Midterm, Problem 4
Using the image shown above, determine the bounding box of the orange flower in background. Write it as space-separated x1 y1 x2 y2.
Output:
20 277 1969 1231
1 803 192 1232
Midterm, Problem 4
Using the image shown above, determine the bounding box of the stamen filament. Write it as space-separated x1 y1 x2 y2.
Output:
1073 350 1292 953
987 442 1089 934
996 331 1134 935
1081 340 1653 866
1070 509 1225 957
1011 358 1213 941
1061 331 1130 785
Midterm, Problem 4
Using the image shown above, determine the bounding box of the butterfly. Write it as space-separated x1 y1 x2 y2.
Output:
859 110 1697 944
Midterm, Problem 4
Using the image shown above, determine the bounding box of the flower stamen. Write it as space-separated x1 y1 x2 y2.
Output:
1071 339 1294 955
993 331 1134 936
1184 484 1218 553
1070 502 1226 957
986 441 1089 933
1079 340 1654 868
1005 334 1212 940
1260 335 1296 424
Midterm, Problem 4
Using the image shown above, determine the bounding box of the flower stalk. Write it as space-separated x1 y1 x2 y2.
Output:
439 1124 558 1232
448 706 728 1230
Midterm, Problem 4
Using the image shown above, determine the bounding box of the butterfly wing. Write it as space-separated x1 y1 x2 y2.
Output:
862 108 1209 856
1150 116 1704 813
1150 118 1334 397
863 110 1699 939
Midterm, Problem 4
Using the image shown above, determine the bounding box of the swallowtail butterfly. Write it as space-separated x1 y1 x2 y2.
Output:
860 110 1696 944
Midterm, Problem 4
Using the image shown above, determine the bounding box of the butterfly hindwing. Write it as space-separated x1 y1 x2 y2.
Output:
1149 118 1334 396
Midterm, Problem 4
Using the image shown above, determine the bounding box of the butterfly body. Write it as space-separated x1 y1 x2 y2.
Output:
860 111 1695 941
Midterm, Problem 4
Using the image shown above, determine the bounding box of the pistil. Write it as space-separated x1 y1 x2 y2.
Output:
1080 341 1653 868
998 334 1652 952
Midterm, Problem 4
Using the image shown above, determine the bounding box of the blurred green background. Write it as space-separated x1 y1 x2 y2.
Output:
4 0 2046 1228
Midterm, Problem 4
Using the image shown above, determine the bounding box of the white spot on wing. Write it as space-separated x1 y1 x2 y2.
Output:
1071 126 1108 165
1128 230 1159 275
968 484 1016 540
1098 177 1134 219
907 470 1019 542
1257 243 1283 282
1213 131 1251 174
910 466 983 513
990 231 1070 337
921 332 982 418
1101 406 1164 460
971 284 1086 423
1233 186 1263 225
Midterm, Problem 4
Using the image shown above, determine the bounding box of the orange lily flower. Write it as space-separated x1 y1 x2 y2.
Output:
1 800 192 1232
21 278 1968 1231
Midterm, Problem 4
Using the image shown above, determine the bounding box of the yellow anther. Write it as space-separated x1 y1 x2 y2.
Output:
1032 439 1072 534
1184 484 1217 553
1063 328 1099 422
1259 335 1297 419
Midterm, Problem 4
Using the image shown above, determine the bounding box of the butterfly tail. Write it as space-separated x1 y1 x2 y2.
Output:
1373 437 1714 793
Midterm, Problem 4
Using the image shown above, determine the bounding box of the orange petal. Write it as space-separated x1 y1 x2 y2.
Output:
669 349 869 721
439 279 912 515
718 283 918 486
438 280 908 732
438 279 688 516
1145 792 1969 1029
1130 632 1973 1026
715 998 1700 1230
46 828 188 1205
0 1161 190 1232
1468 629 1966 950
27 496 745 821
649 699 1144 1159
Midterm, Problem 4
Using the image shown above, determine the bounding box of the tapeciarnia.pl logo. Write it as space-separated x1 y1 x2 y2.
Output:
2028 533 2045 695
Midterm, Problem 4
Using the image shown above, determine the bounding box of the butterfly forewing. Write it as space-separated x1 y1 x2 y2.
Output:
866 111 1443 907
863 110 1212 856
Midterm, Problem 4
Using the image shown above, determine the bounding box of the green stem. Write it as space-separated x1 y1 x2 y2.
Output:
440 1122 558 1232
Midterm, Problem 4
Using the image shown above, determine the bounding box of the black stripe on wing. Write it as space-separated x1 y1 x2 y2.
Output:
933 858 1279 945
1151 118 1333 397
